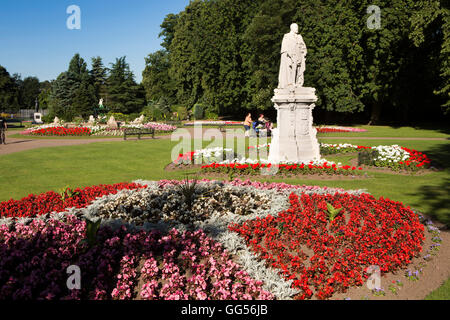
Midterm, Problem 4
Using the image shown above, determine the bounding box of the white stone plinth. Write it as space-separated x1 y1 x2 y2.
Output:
268 87 320 163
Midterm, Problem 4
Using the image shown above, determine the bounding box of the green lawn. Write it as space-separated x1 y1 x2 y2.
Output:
0 130 448 299
316 124 450 138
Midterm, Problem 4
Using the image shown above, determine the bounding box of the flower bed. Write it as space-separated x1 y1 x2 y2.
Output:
0 182 146 218
23 126 91 136
21 122 177 137
92 182 271 225
321 143 431 171
0 216 271 300
200 162 363 176
316 126 368 133
229 192 425 300
173 147 362 176
0 179 437 300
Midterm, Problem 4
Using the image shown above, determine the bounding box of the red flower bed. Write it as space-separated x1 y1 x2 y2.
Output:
399 147 431 168
0 182 146 218
174 151 196 164
201 162 363 176
30 126 91 136
229 192 424 300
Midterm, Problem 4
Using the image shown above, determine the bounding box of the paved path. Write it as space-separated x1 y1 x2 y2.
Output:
0 129 447 156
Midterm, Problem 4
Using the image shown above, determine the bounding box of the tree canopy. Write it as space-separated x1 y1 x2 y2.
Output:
142 0 449 123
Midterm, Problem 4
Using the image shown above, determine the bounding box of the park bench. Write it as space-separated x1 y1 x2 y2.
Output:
5 119 23 128
123 128 155 140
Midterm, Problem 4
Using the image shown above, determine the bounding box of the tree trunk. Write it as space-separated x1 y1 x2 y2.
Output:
368 102 382 125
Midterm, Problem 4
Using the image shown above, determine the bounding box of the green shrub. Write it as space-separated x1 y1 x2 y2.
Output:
204 109 219 120
73 116 84 126
127 113 140 122
107 112 127 122
42 114 53 124
152 108 164 121
358 149 379 166
174 105 188 120
193 104 205 120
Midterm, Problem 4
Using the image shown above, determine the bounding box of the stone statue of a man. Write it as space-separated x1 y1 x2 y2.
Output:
278 23 307 89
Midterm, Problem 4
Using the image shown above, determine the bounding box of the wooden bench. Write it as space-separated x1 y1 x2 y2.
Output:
123 128 155 140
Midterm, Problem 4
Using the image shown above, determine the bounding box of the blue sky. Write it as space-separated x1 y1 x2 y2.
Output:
0 0 190 83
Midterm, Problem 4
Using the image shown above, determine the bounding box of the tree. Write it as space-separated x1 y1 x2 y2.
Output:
38 81 52 110
142 50 176 103
48 53 96 120
410 0 449 114
159 13 179 51
90 56 108 103
20 76 41 109
49 72 75 120
0 66 20 113
107 57 145 114
145 0 449 122
73 73 97 118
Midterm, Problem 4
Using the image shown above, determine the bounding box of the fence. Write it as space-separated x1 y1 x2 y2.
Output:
17 109 49 120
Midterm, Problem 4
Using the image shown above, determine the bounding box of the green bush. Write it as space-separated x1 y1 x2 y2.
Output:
152 108 164 121
73 116 84 126
204 109 219 120
174 105 188 120
193 104 205 120
42 114 53 124
127 113 140 122
107 112 127 122
358 150 379 166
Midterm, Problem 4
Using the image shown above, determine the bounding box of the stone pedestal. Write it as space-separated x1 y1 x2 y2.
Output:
268 87 320 163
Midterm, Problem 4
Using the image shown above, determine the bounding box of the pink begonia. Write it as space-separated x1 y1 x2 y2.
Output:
1 215 274 300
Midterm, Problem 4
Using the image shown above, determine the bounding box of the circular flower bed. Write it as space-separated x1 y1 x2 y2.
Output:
0 179 437 300
229 192 425 300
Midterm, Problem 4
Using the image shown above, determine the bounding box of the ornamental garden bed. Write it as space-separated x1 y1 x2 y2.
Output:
316 126 368 134
164 162 369 180
168 143 432 178
0 179 445 300
19 122 177 137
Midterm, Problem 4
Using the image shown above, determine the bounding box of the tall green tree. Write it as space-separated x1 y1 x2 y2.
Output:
49 72 75 120
410 0 449 114
142 50 176 103
48 53 96 120
90 56 108 103
0 66 20 113
20 76 41 109
107 57 145 114
38 80 52 110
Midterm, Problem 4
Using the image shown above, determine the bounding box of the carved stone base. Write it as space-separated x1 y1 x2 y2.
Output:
268 87 320 163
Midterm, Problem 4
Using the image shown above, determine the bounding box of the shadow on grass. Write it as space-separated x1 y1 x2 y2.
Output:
414 178 450 228
386 122 450 136
411 142 450 227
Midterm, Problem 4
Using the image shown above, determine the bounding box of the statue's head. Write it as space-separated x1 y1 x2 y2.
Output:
290 23 299 34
